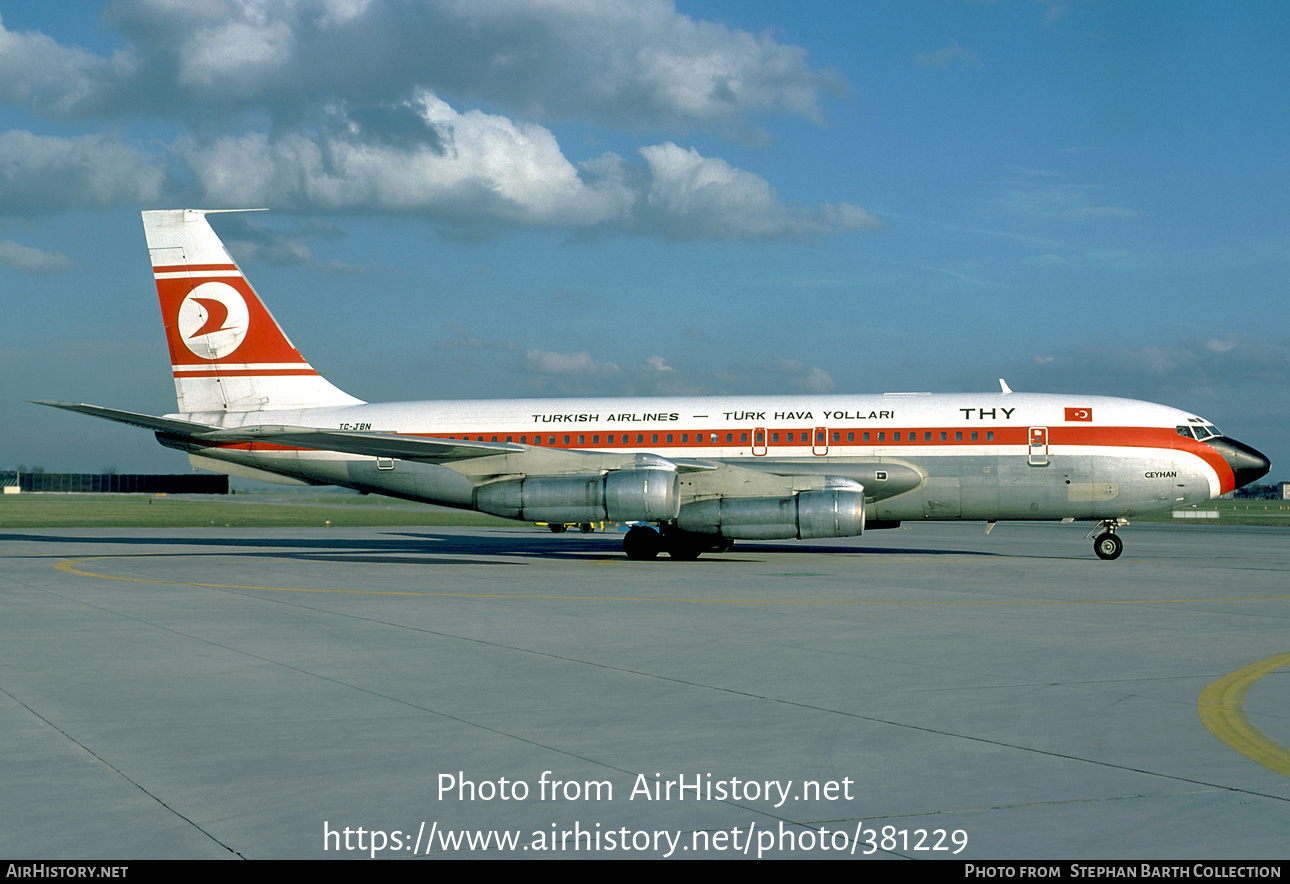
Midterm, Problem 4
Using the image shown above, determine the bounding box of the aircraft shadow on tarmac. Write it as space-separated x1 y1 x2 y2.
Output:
1 530 1005 565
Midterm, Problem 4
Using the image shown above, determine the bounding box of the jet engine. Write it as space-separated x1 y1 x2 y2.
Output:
474 467 680 524
676 480 865 540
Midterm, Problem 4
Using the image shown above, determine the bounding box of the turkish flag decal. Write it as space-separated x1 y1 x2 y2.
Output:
1065 407 1093 422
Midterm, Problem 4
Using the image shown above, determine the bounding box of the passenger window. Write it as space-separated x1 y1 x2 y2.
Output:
894 432 901 441
741 433 748 443
681 434 688 443
924 432 931 441
772 432 779 443
878 432 885 441
637 435 644 444
652 434 658 443
666 434 673 443
970 431 977 441
847 432 854 442
940 431 947 441
986 431 993 441
563 435 570 444
863 432 870 442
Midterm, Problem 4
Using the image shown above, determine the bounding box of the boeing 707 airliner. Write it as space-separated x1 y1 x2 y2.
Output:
37 210 1271 560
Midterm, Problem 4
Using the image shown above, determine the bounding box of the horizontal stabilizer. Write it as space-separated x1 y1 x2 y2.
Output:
31 401 223 436
33 401 523 462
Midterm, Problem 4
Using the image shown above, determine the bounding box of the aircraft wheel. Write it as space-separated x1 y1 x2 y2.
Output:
667 539 703 560
623 526 662 560
578 523 595 534
1093 532 1123 560
549 524 567 533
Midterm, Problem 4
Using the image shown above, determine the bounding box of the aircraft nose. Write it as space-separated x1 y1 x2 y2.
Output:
1209 437 1271 490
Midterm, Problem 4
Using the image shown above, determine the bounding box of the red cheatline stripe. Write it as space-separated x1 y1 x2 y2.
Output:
152 263 239 274
172 368 319 377
180 425 1232 488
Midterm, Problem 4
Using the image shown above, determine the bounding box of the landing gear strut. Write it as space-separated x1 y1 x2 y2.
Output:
1088 519 1128 560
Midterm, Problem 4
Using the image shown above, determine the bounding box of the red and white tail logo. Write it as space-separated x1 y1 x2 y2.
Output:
144 210 362 413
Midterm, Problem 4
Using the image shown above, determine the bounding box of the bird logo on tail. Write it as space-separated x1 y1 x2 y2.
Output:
177 282 250 360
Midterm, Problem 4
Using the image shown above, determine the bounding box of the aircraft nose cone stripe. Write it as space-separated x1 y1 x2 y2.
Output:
1209 438 1272 490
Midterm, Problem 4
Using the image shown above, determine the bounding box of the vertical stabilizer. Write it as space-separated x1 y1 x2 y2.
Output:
143 210 363 413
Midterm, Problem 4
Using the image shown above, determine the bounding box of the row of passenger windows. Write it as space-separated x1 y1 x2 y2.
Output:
446 430 995 445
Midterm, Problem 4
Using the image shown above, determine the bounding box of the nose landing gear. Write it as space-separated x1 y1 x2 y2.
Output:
1087 518 1128 560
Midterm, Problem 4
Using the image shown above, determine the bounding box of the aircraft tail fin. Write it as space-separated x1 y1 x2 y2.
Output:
142 209 363 413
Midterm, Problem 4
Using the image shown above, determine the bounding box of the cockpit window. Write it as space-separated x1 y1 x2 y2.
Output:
1179 424 1223 441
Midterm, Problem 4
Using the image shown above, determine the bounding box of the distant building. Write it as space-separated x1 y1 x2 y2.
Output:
1 472 228 494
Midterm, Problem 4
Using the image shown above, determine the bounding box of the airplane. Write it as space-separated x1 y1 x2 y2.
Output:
37 209 1271 561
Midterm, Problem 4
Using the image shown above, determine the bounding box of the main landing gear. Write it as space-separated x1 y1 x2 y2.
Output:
623 525 732 561
1088 519 1128 560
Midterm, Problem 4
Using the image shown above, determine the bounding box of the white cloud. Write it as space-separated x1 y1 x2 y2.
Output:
0 13 132 115
0 131 164 212
1014 337 1290 401
178 19 295 91
991 169 1142 222
0 5 873 240
636 142 878 239
0 240 72 274
435 324 516 352
915 39 979 69
167 98 872 239
177 93 635 227
92 0 842 133
524 349 620 377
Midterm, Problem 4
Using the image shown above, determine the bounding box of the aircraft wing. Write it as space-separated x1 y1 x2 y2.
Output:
198 425 524 461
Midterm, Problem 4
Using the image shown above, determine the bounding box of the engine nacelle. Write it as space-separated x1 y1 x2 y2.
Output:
475 468 680 524
677 487 866 540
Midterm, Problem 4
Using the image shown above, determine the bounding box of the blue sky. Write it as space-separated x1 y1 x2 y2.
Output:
2 0 1287 477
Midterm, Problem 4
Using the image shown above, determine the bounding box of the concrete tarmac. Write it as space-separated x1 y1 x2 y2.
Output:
1 521 1287 859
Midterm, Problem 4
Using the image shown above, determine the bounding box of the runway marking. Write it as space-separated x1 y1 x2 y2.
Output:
54 553 1290 606
1198 652 1290 780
